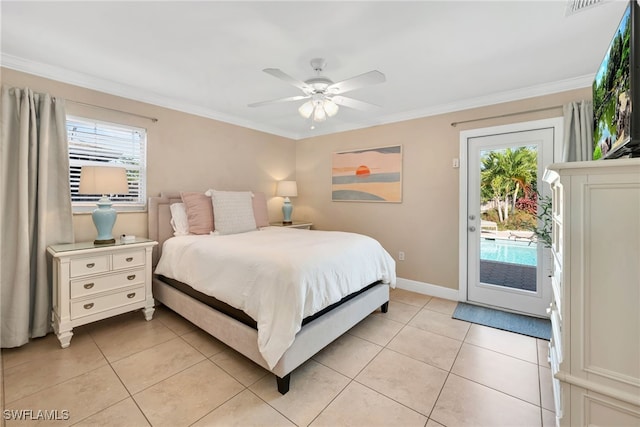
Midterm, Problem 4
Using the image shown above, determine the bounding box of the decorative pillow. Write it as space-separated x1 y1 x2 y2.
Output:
180 192 214 235
169 203 190 236
252 192 269 228
207 190 257 235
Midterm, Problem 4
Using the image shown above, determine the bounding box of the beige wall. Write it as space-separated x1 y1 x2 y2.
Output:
2 67 591 292
1 68 296 242
295 87 591 291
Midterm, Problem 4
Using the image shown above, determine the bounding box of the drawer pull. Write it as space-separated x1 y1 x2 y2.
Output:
126 257 133 262
83 303 94 310
83 283 94 289
127 292 136 299
127 274 136 281
86 263 95 268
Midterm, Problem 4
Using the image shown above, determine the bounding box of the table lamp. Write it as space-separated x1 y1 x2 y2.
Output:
276 180 298 225
79 166 128 244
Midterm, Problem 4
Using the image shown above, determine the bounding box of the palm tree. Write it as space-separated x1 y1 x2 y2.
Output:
480 147 537 223
503 147 537 215
481 152 509 222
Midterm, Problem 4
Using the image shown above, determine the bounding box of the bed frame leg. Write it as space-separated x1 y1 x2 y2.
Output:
381 301 389 313
276 374 291 395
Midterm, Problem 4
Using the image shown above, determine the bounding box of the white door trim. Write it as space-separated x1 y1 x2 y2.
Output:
458 117 564 303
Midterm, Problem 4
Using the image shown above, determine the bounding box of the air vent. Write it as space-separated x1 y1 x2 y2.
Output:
565 0 604 16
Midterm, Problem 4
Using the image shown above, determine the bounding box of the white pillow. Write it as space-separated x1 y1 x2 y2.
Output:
169 203 190 236
206 190 257 235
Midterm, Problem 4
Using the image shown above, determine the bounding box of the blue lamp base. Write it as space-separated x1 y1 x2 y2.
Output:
92 197 117 244
282 198 293 224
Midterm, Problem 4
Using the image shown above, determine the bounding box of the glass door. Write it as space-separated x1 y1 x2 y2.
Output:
467 128 553 316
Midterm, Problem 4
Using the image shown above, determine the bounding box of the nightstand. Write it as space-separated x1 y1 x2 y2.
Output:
48 238 158 348
270 221 313 230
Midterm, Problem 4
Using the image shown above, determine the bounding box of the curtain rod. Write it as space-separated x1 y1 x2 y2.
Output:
67 100 158 123
450 105 563 127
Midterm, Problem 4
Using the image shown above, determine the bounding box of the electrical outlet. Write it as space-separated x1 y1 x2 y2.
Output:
398 251 405 261
452 158 460 168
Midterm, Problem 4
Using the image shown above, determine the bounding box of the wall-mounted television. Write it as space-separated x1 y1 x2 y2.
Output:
592 0 640 159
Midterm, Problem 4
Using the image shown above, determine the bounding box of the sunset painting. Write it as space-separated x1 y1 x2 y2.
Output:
332 145 402 202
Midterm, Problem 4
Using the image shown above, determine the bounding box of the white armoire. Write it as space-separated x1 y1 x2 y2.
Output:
543 158 640 426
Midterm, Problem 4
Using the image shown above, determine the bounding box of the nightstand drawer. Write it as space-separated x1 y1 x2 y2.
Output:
70 255 109 277
70 268 145 298
70 285 145 319
112 250 145 270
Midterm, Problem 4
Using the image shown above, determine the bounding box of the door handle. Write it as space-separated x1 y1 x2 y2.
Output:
469 226 476 232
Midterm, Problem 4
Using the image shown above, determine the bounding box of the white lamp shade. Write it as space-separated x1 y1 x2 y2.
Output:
276 181 298 197
323 99 339 117
313 105 327 122
298 101 314 119
79 166 129 195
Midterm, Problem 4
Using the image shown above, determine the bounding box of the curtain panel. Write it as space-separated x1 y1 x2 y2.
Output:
562 100 593 162
0 87 74 347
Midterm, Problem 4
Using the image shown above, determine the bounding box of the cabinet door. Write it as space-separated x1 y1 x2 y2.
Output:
569 172 640 395
568 386 640 427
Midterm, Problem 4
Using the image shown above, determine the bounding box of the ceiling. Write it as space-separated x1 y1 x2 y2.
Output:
0 1 629 140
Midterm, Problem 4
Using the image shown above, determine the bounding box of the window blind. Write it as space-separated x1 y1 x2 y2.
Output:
67 116 147 210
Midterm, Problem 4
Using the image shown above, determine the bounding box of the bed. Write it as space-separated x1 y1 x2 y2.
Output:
148 192 395 394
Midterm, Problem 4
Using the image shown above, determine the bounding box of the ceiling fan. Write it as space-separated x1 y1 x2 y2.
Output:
248 58 385 127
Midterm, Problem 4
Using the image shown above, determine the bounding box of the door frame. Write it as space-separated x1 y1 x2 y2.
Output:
458 117 564 306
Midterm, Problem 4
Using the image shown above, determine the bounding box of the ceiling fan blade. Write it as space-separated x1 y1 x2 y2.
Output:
332 96 381 111
263 68 311 92
248 95 309 108
327 70 386 95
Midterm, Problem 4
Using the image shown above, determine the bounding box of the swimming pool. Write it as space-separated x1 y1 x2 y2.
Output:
480 238 537 267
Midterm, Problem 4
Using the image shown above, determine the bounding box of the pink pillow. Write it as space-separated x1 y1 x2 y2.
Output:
252 192 269 227
180 192 214 234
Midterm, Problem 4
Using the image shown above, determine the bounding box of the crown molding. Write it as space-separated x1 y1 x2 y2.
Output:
2 53 591 141
375 74 593 127
1 53 300 140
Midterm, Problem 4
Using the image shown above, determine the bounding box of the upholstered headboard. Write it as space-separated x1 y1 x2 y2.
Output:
148 192 182 266
148 191 270 266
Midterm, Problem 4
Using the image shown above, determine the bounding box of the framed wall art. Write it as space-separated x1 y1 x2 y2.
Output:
332 145 402 202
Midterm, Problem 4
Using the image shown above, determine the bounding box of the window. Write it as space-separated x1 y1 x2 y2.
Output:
67 116 147 211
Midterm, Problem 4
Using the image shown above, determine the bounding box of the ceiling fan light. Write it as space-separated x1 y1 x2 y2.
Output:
323 99 339 117
313 105 327 122
298 101 314 119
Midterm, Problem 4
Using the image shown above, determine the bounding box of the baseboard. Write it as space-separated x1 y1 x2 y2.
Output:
395 277 459 301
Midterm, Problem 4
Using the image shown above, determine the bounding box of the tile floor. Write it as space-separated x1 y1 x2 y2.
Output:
0 289 556 426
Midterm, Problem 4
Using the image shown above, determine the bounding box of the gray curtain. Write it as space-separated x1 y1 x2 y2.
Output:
562 100 593 162
1 87 74 348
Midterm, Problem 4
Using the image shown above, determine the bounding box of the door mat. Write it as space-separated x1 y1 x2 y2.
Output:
453 302 551 340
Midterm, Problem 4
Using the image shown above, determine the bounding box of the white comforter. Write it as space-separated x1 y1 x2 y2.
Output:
154 227 396 368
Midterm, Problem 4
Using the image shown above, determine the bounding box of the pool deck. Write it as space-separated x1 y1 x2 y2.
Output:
480 260 537 292
481 229 537 244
